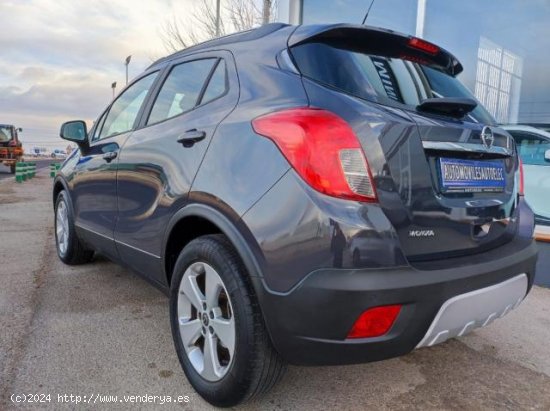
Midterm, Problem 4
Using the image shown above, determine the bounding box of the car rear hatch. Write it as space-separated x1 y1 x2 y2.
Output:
288 25 520 262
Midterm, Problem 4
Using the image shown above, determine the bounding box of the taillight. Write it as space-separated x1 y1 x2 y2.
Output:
518 158 525 196
252 108 377 202
408 37 440 55
347 305 402 339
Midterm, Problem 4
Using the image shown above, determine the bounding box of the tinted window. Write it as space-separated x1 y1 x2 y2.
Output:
148 59 216 125
421 67 495 125
99 72 158 139
200 60 227 104
92 111 107 141
510 131 550 166
292 42 495 124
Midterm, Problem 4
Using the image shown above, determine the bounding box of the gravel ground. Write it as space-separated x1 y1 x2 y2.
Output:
1 168 549 410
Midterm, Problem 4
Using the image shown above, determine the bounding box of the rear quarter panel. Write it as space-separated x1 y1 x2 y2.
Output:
191 57 309 217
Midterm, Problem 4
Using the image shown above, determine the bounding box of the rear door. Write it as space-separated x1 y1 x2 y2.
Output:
115 51 238 284
290 27 520 262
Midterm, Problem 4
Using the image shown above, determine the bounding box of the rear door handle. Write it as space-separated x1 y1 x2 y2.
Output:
177 129 206 147
102 151 118 162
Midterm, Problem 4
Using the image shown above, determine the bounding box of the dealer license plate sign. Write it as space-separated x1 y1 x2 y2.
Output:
439 158 505 193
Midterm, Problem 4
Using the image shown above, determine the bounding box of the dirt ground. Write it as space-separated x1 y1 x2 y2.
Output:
1 169 549 410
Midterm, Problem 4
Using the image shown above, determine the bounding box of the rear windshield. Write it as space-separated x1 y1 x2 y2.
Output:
291 42 495 125
0 126 13 142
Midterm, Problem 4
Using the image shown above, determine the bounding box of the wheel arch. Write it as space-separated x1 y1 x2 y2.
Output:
52 177 70 206
162 201 265 289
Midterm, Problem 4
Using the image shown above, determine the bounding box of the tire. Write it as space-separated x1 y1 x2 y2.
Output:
169 234 286 407
54 190 94 265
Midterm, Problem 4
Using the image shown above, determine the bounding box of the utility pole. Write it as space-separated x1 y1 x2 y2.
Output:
125 55 132 85
111 82 117 100
215 0 221 37
262 0 272 25
416 0 427 38
289 0 302 24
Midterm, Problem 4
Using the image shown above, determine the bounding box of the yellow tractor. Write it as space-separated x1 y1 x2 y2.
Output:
0 124 24 174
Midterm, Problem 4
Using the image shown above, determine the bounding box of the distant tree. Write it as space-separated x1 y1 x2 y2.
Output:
160 0 277 52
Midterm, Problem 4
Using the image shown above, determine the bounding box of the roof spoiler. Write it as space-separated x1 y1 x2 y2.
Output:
288 24 463 76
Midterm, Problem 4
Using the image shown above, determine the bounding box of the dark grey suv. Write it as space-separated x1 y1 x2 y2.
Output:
54 23 537 407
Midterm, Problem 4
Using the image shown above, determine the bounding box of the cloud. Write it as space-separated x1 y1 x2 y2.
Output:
0 0 280 150
0 0 199 149
0 70 111 119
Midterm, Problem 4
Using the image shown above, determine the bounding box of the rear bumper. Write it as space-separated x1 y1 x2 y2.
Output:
255 236 538 366
415 273 527 348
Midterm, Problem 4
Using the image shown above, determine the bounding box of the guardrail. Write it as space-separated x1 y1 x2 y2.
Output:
15 162 37 183
49 163 61 178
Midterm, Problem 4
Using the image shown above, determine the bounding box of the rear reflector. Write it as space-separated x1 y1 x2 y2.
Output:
252 108 377 202
347 305 402 339
408 37 439 55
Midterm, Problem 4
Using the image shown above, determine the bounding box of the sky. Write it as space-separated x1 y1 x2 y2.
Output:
0 0 204 151
4 0 549 154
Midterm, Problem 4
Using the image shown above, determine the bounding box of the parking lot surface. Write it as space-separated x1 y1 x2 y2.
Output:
1 169 550 410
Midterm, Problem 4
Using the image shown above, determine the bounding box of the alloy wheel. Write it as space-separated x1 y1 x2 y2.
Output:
177 261 235 382
56 200 69 255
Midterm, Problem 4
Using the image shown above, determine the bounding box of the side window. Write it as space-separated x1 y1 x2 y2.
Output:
199 60 227 105
511 132 550 166
147 59 217 125
99 72 158 139
92 111 108 141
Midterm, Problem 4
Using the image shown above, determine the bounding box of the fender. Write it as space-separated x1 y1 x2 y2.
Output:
162 202 266 285
53 175 71 206
52 175 96 254
163 200 286 354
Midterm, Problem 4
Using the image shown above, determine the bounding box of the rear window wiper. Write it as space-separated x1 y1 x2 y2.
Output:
417 97 477 119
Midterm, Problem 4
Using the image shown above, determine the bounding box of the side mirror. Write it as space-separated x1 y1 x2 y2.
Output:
545 149 550 162
17 127 23 132
60 120 88 150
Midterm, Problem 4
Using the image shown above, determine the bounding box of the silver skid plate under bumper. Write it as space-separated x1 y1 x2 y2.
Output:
416 273 528 348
